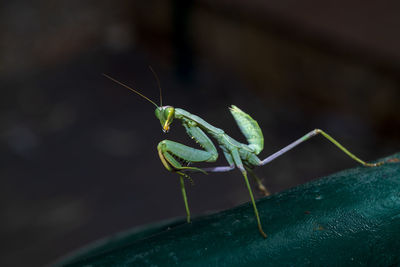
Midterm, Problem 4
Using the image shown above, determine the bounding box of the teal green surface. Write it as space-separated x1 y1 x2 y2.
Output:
58 153 400 266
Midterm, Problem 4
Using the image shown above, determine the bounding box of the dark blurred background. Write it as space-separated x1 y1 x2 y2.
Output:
1 1 399 266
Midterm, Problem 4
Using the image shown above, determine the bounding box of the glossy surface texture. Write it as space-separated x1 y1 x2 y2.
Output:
58 153 400 266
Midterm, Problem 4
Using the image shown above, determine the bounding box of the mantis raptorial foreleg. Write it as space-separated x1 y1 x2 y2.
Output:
157 124 220 222
158 123 218 175
158 140 211 174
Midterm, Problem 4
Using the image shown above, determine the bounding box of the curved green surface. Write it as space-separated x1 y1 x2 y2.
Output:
57 153 400 266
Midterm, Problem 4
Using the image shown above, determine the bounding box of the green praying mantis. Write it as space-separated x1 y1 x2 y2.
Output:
103 72 384 238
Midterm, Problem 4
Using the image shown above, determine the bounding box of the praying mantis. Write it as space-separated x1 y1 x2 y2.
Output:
103 72 384 238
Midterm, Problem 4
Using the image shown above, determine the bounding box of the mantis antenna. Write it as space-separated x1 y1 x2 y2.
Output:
148 66 163 107
102 73 159 108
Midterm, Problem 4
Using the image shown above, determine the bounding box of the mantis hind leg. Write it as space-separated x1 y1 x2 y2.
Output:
260 129 385 167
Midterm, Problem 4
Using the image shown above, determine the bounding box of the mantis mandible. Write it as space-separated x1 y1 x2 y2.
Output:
103 72 384 238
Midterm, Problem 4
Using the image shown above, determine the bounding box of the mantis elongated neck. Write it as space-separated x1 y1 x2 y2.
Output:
174 108 224 136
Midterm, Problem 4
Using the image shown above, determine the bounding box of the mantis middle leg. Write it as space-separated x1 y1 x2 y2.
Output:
231 149 267 238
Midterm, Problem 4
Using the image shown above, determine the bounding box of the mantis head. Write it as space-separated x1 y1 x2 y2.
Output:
155 106 175 133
